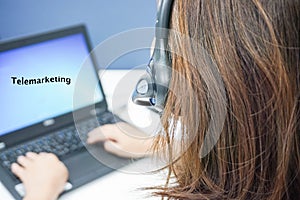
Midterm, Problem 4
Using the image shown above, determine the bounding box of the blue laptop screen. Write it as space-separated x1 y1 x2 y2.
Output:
0 33 104 136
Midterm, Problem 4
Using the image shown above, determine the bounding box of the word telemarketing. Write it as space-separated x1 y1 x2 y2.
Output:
11 76 71 85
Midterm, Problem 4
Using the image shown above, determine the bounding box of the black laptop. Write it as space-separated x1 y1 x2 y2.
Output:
0 25 132 199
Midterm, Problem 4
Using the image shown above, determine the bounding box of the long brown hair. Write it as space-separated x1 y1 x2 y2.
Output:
152 0 300 199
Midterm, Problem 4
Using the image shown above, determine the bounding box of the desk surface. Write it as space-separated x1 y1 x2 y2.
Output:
0 70 167 200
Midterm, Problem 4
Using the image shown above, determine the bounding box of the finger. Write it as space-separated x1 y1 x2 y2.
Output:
103 141 127 158
11 163 26 179
37 152 59 162
45 153 59 161
39 152 48 156
17 156 32 167
25 152 38 159
87 126 110 144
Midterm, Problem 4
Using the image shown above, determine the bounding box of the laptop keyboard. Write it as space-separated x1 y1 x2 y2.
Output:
0 111 118 181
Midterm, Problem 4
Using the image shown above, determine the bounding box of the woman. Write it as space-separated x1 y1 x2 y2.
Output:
11 0 300 199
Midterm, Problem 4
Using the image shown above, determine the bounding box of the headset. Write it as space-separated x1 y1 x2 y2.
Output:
131 0 174 114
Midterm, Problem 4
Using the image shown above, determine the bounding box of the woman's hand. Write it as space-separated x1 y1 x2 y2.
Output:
87 122 154 158
11 152 69 200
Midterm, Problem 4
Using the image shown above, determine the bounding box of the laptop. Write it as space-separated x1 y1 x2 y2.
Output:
0 25 133 199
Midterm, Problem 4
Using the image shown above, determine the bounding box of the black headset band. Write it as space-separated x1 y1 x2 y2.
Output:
131 0 174 112
155 0 174 39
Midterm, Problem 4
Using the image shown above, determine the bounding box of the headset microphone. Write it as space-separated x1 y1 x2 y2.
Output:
131 0 174 113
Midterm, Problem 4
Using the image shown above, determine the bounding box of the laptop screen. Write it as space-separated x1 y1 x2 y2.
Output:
0 31 104 136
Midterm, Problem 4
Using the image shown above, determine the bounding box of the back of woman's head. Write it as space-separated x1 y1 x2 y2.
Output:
154 0 300 199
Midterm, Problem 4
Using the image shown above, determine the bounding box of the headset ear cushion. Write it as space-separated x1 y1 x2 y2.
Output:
132 72 155 107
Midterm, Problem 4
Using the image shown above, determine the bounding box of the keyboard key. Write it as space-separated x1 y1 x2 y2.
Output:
3 161 10 168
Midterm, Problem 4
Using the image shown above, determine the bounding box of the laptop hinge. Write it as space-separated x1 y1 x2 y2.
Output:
43 119 55 127
0 142 6 150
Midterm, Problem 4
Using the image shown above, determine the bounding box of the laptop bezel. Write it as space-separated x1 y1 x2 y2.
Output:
0 25 108 148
